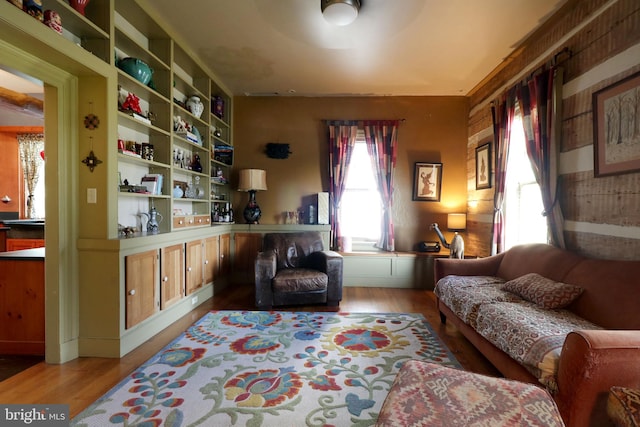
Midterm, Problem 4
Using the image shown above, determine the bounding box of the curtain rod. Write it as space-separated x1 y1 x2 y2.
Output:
322 119 406 123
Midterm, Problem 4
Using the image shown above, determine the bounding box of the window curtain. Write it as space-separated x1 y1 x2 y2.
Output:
516 66 566 248
363 121 399 251
327 121 358 250
490 90 517 255
18 133 45 219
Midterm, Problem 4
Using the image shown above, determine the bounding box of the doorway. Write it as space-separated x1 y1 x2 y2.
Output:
0 66 46 377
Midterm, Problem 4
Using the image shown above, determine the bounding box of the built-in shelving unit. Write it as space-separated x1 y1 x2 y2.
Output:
111 0 233 236
41 0 111 63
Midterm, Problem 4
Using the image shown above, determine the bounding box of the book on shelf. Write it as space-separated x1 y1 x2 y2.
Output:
141 174 164 195
132 113 152 125
214 145 233 165
176 130 199 144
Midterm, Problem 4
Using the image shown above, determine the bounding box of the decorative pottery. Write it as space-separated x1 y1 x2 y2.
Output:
44 9 62 34
139 206 163 233
23 0 43 21
173 185 184 199
212 96 224 119
69 0 89 16
8 0 23 10
186 96 204 119
117 57 153 86
191 154 203 173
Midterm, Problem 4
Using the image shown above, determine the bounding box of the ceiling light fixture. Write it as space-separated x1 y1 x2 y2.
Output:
321 0 360 26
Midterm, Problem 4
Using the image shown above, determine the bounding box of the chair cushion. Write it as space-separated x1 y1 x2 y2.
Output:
273 268 328 293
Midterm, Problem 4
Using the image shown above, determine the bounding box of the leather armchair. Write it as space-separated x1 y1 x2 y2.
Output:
255 232 343 310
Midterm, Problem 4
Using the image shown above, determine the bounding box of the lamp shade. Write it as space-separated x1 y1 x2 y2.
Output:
321 0 360 26
447 213 467 231
237 169 267 192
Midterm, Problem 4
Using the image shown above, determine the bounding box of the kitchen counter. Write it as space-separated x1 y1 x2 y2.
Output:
0 247 45 259
1 219 45 239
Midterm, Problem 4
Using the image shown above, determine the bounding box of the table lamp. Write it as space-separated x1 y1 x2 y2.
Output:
237 169 267 224
430 213 466 258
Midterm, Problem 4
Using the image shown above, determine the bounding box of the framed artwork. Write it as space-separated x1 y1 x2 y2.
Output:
475 142 491 189
413 162 442 201
593 70 640 177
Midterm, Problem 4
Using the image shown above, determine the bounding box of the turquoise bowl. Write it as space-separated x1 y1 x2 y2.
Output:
118 57 153 86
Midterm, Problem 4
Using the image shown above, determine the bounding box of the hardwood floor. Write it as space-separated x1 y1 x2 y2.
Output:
0 284 499 418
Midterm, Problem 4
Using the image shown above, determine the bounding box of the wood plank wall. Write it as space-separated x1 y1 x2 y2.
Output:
465 0 640 260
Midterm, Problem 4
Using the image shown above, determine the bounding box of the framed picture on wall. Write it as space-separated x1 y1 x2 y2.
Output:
475 142 491 189
412 162 442 201
593 70 640 177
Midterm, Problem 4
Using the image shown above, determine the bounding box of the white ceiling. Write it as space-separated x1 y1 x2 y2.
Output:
0 0 567 125
140 0 567 97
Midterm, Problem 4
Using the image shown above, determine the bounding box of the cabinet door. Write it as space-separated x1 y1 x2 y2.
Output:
185 240 204 295
203 236 219 285
160 244 185 309
125 250 159 329
219 233 231 276
233 233 263 280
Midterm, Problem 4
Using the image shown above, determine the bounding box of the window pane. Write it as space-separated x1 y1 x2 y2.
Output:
340 141 381 241
504 114 547 250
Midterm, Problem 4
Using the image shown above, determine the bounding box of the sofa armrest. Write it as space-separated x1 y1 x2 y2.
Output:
255 250 277 308
434 253 504 283
556 330 640 427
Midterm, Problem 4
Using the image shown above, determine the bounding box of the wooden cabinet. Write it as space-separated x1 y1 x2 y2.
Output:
185 240 204 295
233 233 263 281
219 233 231 277
203 236 219 285
6 238 45 251
0 249 45 355
125 249 159 329
160 243 185 309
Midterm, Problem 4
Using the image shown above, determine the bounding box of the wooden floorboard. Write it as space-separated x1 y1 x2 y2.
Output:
0 284 500 418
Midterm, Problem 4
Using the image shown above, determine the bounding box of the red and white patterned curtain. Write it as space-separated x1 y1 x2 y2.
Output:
327 121 358 250
363 121 399 251
516 66 566 248
490 91 517 255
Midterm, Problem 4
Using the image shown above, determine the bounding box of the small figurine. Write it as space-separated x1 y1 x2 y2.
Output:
121 92 142 115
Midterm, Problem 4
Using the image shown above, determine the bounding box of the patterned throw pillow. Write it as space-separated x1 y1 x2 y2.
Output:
502 273 583 309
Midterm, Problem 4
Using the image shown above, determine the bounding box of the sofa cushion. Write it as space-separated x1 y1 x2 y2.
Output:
502 273 584 309
435 276 518 328
475 301 602 392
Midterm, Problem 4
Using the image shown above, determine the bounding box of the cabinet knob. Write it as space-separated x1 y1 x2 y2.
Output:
220 254 224 258
187 267 192 272
163 276 168 282
204 260 209 265
128 289 136 296
179 220 183 224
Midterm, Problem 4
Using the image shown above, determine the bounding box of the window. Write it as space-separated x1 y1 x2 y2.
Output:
504 114 547 250
339 133 381 247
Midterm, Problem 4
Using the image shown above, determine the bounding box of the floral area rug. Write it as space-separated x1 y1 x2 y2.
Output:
72 310 460 427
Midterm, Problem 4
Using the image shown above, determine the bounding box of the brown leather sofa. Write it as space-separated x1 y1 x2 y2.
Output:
434 243 640 427
255 232 343 310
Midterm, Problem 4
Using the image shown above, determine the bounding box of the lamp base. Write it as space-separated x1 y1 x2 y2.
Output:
243 190 262 224
450 232 465 259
